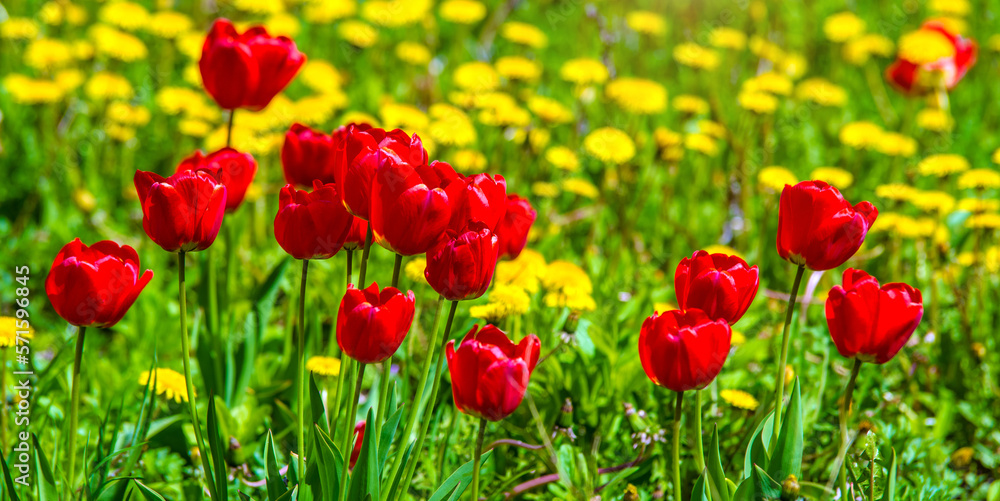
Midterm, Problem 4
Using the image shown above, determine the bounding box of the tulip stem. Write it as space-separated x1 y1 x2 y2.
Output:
375 359 392 440
395 300 459 501
692 389 705 473
772 264 805 446
470 417 487 501
296 259 309 481
392 253 403 289
382 296 444 501
346 249 354 287
226 109 235 147
672 391 685 501
836 359 863 499
178 252 212 496
65 326 85 499
340 362 366 501
358 225 374 288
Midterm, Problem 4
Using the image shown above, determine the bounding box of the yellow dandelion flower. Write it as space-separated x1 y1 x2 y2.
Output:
495 249 546 293
731 330 747 346
918 154 969 177
105 123 137 142
930 17 967 36
24 39 74 70
175 31 204 59
966 213 1000 229
930 0 969 16
720 389 759 410
777 52 808 79
674 43 720 70
428 103 476 146
531 182 560 198
294 93 347 124
99 2 150 31
380 102 429 130
0 316 33 348
301 60 344 94
626 10 667 36
560 58 609 85
839 121 883 149
545 146 579 172
139 368 192 403
654 127 682 149
843 34 894 65
439 0 487 24
875 132 917 157
875 183 918 201
709 27 747 50
750 36 785 61
583 127 635 164
958 169 1000 189
698 120 727 139
85 72 134 100
910 190 956 214
264 12 302 37
544 290 596 312
529 128 550 152
758 166 797 192
55 69 85 91
107 102 152 126
673 94 710 114
303 0 357 23
340 110 379 128
957 198 999 213
527 96 573 124
795 78 847 107
40 2 89 26
703 244 744 260
916 108 953 131
361 0 431 27
738 91 778 114
179 118 212 137
824 12 865 43
990 34 1000 53
156 87 207 115
1 18 40 40
232 0 284 14
810 167 854 189
496 56 542 82
470 284 531 322
606 77 667 115
870 212 904 233
477 102 530 127
685 133 719 156
396 41 432 65
653 301 678 314
338 20 378 48
90 25 148 62
745 72 793 96
950 447 975 469
306 356 342 377
451 149 487 173
499 21 547 48
898 29 955 64
404 256 428 284
993 147 1000 165
561 178 599 199
454 61 500 91
146 11 193 38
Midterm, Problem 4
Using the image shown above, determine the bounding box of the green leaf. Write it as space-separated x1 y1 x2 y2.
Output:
0 453 22 501
428 450 494 501
310 374 329 436
798 482 833 500
133 480 167 501
879 448 897 501
264 430 289 501
347 408 380 501
752 465 781 500
707 425 731 501
31 435 58 501
384 441 414 500
767 379 803 480
743 411 774 479
378 397 404 474
207 397 229 500
691 473 709 501
312 424 343 501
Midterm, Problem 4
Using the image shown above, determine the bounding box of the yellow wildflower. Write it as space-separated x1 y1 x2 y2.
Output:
107 102 152 126
562 179 600 199
303 0 357 23
232 0 284 14
55 69 85 91
824 12 865 43
709 27 747 50
875 183 917 202
698 120 727 139
810 167 853 189
606 77 667 115
531 182 560 199
24 39 74 70
139 368 192 403
451 149 487 173
496 56 542 82
795 78 847 107
720 389 759 411
454 61 500 91
40 2 89 26
560 58 609 85
674 43 720 70
306 356 342 377
404 257 428 284
966 213 1000 229
918 154 969 177
99 2 150 31
338 20 378 48
843 34 894 65
738 91 778 114
495 249 546 293
439 0 487 24
916 108 953 131
626 10 667 36
90 24 148 62
428 103 476 146
146 11 193 38
470 284 531 321
85 72 134 100
396 41 432 66
500 21 547 48
1 18 40 40
528 96 573 124
957 198 1000 213
583 127 635 164
875 132 917 157
839 121 883 149
758 166 797 192
684 133 719 156
910 190 956 214
380 102 429 130
545 146 579 172
0 316 33 348
957 169 1000 190
899 29 955 64
673 94 709 114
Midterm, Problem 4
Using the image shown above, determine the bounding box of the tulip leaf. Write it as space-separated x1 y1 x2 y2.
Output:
264 430 288 500
879 448 897 501
309 374 329 435
378 393 404 473
731 477 753 501
133 479 168 500
743 411 774 479
691 472 709 501
347 408 380 501
752 465 781 499
767 379 803 480
206 397 228 500
385 441 414 499
707 424 731 501
312 424 343 501
31 434 58 501
428 449 494 501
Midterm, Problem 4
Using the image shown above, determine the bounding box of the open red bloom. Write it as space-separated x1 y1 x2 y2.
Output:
333 127 427 220
776 180 877 271
638 309 731 392
496 194 536 260
337 282 415 364
274 181 354 260
349 421 365 469
176 147 257 212
424 222 499 301
826 269 923 364
199 18 305 111
342 216 369 251
281 123 339 187
446 325 540 421
45 239 153 328
445 173 507 231
675 250 759 325
370 160 452 256
134 170 227 253
885 21 977 96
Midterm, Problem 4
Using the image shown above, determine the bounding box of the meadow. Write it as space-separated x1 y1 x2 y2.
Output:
1 0 999 500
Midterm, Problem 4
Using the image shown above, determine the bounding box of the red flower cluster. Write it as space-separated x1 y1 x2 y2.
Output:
826 269 923 364
134 169 227 253
675 250 758 325
777 181 877 271
638 309 731 392
337 282 416 364
274 181 355 260
446 325 540 421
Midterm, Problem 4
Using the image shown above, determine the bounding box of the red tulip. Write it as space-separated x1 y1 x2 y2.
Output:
445 325 540 421
825 269 923 364
199 18 306 111
350 420 365 469
337 282 415 364
886 21 976 96
638 309 731 392
281 123 339 187
274 181 354 260
134 170 227 253
776 180 877 271
496 194 537 260
424 222 499 301
343 216 369 252
445 173 507 231
675 250 759 325
333 127 427 220
176 147 257 212
370 160 452 256
45 239 153 328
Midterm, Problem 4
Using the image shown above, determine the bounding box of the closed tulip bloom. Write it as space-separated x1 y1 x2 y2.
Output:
638 309 731 392
45 239 153 328
496 194 537 260
334 127 427 220
281 123 339 187
675 250 759 325
776 180 877 271
886 21 976 96
274 181 354 260
343 216 369 252
446 173 507 231
425 222 499 301
176 147 257 212
134 170 227 253
445 325 540 421
199 18 306 111
825 269 923 364
337 282 415 364
349 421 365 469
370 161 452 256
